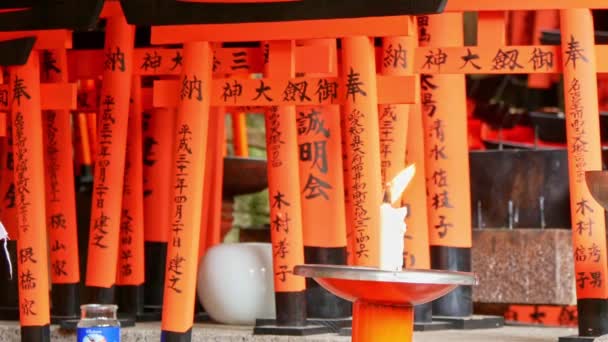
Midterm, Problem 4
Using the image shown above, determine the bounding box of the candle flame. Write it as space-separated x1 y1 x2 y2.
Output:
379 164 416 271
383 164 416 207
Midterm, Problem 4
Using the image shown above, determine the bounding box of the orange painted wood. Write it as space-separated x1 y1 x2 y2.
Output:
414 45 561 74
528 10 560 89
161 41 213 334
67 45 333 79
561 9 608 300
85 13 135 289
264 40 306 293
0 30 72 49
116 76 145 286
477 11 506 46
41 48 80 285
445 0 608 11
150 16 412 43
0 83 76 111
10 50 51 327
152 75 417 108
231 112 249 157
420 13 472 249
341 36 383 267
297 38 347 249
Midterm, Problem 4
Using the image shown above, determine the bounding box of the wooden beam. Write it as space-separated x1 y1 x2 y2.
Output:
152 75 417 108
445 0 608 11
67 45 332 80
150 16 412 43
413 45 608 74
0 83 76 111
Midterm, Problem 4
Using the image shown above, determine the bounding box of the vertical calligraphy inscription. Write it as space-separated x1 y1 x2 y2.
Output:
562 24 607 296
348 108 370 259
119 154 134 278
167 124 193 294
271 190 292 282
45 111 70 279
267 106 283 168
378 106 396 185
297 108 331 200
91 95 116 250
420 74 455 240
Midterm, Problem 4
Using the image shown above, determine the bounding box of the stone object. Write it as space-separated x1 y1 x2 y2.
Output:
471 229 575 305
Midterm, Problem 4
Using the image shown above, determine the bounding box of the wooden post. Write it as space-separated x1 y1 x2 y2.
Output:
10 50 51 342
418 13 474 317
341 36 383 267
560 8 608 338
297 38 351 320
40 48 81 320
261 40 307 327
85 11 134 303
116 75 146 318
161 41 212 342
142 106 176 313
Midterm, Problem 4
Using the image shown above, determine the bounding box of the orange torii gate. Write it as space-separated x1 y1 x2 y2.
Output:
119 0 439 340
411 2 608 341
0 3 100 341
0 4 102 342
65 26 340 320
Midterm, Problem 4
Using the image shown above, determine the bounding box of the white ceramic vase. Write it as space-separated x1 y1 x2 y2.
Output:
197 242 276 325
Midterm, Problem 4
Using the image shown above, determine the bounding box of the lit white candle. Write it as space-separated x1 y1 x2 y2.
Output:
379 165 416 271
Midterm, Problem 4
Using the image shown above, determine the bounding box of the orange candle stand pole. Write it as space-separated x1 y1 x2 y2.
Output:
295 38 351 321
352 301 414 342
253 40 310 334
10 49 52 342
39 47 81 320
418 12 477 321
560 9 608 340
142 106 177 313
341 36 383 268
85 10 135 304
231 111 249 157
115 75 146 318
160 42 212 341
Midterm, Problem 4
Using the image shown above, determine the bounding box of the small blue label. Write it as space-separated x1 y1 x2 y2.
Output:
77 326 120 342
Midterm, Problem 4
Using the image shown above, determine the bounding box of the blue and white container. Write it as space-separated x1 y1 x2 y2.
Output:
77 304 120 342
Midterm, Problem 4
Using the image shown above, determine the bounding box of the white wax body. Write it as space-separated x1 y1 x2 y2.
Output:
378 203 407 271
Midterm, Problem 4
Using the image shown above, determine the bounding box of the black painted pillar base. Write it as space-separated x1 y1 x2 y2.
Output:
86 286 115 304
431 246 473 317
50 283 80 324
558 336 599 342
117 284 159 321
143 241 166 317
21 325 50 342
161 328 192 342
303 246 352 319
0 240 18 320
253 291 331 336
431 246 504 330
413 303 454 331
558 298 608 341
